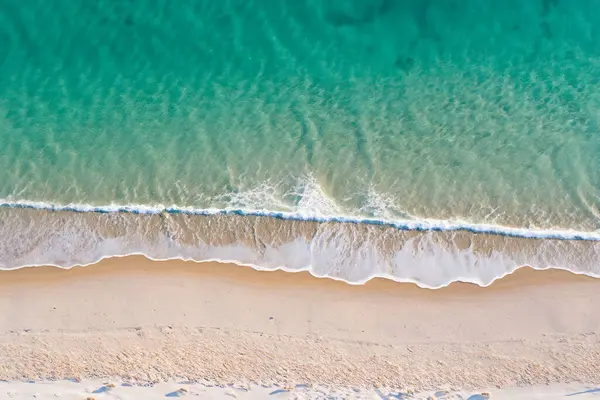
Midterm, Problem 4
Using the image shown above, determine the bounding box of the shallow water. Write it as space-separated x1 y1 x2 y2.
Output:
1 0 599 285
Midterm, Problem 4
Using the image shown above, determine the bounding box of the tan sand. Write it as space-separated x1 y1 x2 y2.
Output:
0 256 599 390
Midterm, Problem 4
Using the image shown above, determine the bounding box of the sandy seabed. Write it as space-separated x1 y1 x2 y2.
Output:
1 255 600 398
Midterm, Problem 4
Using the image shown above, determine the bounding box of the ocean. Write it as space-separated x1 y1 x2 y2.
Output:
1 0 599 287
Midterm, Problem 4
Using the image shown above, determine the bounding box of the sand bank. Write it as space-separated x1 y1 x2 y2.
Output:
0 256 599 391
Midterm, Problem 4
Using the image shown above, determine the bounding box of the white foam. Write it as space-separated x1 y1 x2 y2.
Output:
1 198 599 241
215 180 289 211
286 174 341 217
1 197 600 288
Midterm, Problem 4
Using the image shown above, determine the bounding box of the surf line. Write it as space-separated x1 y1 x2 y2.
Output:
1 199 599 242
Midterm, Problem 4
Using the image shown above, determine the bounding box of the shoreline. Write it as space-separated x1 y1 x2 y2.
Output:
3 206 600 288
1 255 600 391
7 250 600 290
2 252 598 290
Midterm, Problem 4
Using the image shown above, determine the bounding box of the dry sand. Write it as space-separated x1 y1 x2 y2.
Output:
1 256 600 392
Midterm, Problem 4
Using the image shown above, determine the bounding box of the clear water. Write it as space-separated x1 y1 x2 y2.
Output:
1 0 600 286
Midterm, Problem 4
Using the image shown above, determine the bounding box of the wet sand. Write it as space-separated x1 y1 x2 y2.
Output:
1 256 600 391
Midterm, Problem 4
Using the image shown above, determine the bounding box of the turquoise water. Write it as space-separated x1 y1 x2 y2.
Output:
1 0 600 285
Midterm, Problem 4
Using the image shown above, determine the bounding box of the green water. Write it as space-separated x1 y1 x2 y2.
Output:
1 0 600 231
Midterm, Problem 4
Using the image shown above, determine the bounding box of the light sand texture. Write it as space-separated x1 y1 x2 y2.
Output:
0 379 599 399
1 256 600 390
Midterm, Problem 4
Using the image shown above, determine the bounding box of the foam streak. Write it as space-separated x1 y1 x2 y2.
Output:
1 199 599 241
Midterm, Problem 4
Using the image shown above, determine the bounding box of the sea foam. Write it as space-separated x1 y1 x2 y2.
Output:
1 199 599 288
1 199 599 240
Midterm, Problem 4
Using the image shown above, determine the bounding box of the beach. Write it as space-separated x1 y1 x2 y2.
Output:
3 0 600 398
1 256 600 398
